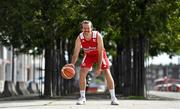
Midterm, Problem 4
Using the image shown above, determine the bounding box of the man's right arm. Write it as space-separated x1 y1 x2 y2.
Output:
71 36 81 65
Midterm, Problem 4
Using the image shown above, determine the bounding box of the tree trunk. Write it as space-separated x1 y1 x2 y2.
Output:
44 45 53 97
138 34 145 96
113 35 146 97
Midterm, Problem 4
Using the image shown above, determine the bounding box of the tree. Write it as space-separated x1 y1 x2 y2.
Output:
105 0 180 96
0 0 82 97
0 0 179 97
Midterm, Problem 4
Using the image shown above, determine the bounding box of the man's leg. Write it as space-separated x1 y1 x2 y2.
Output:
104 69 119 105
77 67 90 105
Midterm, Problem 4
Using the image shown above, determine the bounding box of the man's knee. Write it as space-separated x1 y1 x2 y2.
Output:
80 68 90 77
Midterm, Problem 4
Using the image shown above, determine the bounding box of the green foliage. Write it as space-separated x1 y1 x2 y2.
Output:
128 96 146 99
108 0 180 56
0 0 81 54
0 0 179 56
146 0 180 56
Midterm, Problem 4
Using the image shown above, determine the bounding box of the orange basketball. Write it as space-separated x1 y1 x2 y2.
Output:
61 65 75 79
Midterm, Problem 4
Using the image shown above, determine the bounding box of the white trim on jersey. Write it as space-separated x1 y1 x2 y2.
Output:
79 31 101 39
102 57 106 66
81 54 87 65
79 33 84 39
92 31 97 38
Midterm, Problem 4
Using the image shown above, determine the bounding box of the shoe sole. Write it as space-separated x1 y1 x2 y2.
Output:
111 102 119 105
111 103 119 105
76 101 86 105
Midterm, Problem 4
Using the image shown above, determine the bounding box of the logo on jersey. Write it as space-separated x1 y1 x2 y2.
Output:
83 47 97 53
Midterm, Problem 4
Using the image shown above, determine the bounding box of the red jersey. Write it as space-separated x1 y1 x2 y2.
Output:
79 31 99 56
79 31 109 69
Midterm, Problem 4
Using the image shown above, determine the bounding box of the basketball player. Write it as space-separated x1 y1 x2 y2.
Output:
70 20 119 105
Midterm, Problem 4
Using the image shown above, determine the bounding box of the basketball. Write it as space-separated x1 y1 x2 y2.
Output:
61 65 75 79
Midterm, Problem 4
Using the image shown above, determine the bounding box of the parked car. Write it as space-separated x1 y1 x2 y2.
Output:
154 77 180 92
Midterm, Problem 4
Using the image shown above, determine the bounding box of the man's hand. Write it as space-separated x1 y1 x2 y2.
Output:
65 63 75 69
95 68 102 77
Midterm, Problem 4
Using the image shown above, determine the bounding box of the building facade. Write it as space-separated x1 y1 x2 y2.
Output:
0 45 44 96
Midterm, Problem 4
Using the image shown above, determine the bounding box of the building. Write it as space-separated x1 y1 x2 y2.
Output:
0 45 44 96
146 64 180 91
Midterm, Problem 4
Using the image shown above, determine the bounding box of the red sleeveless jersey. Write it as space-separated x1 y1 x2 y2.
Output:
79 31 99 56
79 31 109 69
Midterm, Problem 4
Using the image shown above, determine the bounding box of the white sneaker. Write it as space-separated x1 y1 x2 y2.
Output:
76 97 86 105
111 98 119 105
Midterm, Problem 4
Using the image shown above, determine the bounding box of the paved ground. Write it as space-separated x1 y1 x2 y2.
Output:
0 98 179 109
0 99 179 109
148 91 180 100
0 91 180 109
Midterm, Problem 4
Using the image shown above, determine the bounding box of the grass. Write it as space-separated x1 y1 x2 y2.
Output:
127 96 146 100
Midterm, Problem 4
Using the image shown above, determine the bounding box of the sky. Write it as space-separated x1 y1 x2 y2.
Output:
148 53 180 65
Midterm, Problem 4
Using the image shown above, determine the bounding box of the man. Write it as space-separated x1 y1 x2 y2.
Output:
70 20 119 105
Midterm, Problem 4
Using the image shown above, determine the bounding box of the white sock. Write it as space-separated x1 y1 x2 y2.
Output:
109 89 116 100
80 90 86 98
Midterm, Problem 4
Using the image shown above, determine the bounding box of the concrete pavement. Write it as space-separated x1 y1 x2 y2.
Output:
0 91 180 109
0 99 179 109
148 91 180 100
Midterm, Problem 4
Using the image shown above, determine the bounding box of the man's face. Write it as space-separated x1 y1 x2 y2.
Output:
82 23 92 33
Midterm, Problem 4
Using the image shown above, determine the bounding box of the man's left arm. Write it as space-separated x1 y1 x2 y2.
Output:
95 32 104 77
